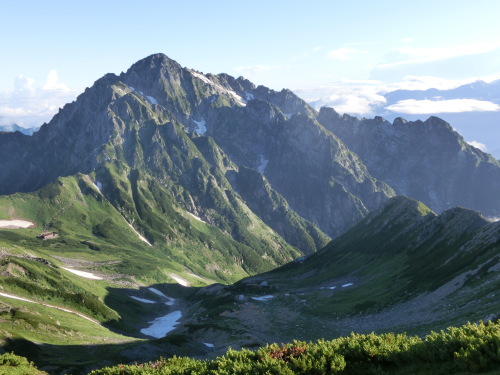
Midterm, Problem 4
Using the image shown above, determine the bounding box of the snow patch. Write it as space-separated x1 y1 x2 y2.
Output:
148 288 167 298
148 288 176 305
257 155 268 174
146 95 158 105
140 310 182 338
131 296 156 304
187 272 205 281
188 212 207 223
251 295 274 301
62 267 103 280
170 274 190 287
486 216 500 222
0 220 35 229
342 283 353 288
191 71 213 85
129 86 135 91
284 113 293 119
91 180 103 193
190 70 246 106
204 343 215 348
0 292 100 325
125 221 152 246
193 118 207 135
245 92 254 100
0 292 31 303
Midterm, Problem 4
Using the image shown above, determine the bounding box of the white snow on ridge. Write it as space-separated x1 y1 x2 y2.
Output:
132 296 156 304
342 283 353 288
190 70 246 106
257 155 269 174
0 220 35 229
146 95 158 105
140 310 182 338
62 267 103 280
191 71 213 86
228 91 246 106
193 118 207 135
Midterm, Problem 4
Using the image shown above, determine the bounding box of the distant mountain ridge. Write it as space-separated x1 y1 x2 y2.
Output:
0 123 39 135
317 107 500 217
384 79 500 104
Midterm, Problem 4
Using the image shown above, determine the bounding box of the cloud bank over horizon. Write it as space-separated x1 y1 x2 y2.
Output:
385 98 500 114
0 70 78 128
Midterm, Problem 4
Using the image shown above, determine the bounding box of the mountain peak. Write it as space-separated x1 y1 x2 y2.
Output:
368 195 433 223
130 53 180 69
124 53 184 83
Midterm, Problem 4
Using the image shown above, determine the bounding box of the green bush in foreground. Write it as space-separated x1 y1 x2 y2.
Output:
0 352 47 375
89 320 500 375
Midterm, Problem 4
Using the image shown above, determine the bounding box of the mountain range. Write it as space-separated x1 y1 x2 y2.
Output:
0 53 498 374
0 123 39 135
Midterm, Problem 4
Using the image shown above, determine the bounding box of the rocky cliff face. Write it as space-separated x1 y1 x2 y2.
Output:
0 53 397 240
0 53 498 247
317 107 500 217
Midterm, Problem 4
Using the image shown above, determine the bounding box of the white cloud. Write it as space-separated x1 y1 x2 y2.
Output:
295 74 500 117
378 40 500 68
468 141 488 152
373 74 500 93
296 84 386 115
386 99 500 114
43 69 70 91
14 75 35 94
0 70 77 127
327 47 368 60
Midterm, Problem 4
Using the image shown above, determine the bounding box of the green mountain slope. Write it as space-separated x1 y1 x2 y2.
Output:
175 196 499 351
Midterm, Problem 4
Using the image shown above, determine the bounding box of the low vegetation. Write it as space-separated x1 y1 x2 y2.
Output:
80 320 499 374
0 352 47 375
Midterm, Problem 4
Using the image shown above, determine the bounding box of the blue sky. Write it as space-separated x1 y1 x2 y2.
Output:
2 0 500 154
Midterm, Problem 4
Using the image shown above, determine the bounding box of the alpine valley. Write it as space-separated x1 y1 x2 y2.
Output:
0 54 498 374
